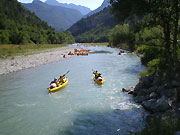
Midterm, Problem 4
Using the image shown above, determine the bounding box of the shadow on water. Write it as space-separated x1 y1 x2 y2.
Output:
57 107 146 135
124 63 146 76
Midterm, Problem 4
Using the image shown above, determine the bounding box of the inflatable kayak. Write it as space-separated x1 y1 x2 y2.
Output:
48 78 68 93
76 53 88 56
94 76 104 85
79 49 91 52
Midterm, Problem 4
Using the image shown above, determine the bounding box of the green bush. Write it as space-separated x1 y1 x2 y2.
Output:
136 45 164 65
0 30 9 44
140 57 168 76
109 24 134 47
147 58 161 74
135 26 163 46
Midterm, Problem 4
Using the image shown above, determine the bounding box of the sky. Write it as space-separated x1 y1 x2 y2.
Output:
17 0 104 10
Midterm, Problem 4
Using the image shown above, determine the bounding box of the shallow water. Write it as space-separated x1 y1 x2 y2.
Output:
0 45 146 135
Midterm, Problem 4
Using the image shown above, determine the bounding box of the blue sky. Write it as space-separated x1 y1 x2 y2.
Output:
17 0 104 10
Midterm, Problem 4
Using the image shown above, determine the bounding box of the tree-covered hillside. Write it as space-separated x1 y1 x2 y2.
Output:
0 0 75 44
68 7 117 43
23 0 83 31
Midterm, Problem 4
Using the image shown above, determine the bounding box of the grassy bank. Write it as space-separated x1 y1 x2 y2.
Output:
0 44 68 58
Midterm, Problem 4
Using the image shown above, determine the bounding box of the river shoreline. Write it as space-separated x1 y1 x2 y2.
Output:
122 73 180 134
0 46 75 75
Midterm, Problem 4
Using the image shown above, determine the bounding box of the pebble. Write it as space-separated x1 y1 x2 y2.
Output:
0 47 74 75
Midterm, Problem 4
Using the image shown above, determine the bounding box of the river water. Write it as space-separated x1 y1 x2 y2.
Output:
0 45 146 135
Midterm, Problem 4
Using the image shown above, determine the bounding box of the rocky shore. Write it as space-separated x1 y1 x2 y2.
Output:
0 47 74 75
122 73 180 134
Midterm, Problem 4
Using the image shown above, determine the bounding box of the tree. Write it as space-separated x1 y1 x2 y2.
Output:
109 24 134 49
0 30 9 44
110 0 180 72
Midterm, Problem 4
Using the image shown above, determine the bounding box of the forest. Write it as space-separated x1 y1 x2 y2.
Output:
109 0 180 75
68 7 117 43
0 0 75 44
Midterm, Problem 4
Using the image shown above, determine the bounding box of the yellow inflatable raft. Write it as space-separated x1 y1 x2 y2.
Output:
48 78 68 93
94 76 104 85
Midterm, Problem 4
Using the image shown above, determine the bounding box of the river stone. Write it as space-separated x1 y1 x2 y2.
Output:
122 87 134 93
128 90 134 95
139 76 152 88
157 85 165 94
142 99 157 111
152 75 161 86
134 83 143 96
154 96 170 112
134 96 147 103
147 86 158 94
172 80 180 87
137 89 148 97
159 88 176 98
149 92 158 99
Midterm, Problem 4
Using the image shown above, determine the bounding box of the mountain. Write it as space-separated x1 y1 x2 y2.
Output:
86 0 110 17
0 0 74 44
22 0 83 31
68 7 117 43
45 0 91 15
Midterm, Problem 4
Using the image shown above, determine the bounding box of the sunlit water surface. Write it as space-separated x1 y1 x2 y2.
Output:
0 45 146 135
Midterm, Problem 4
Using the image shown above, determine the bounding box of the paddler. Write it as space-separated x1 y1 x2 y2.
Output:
93 71 99 79
50 78 58 89
58 74 66 84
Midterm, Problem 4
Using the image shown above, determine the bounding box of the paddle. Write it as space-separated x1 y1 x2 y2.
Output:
92 69 96 73
63 70 70 76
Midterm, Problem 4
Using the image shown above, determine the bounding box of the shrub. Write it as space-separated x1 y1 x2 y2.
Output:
109 24 134 49
135 26 163 47
136 45 164 65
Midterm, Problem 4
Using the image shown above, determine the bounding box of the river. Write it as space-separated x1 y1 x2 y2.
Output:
0 45 146 135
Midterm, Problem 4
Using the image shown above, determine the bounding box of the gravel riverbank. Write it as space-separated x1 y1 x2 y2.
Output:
0 47 75 75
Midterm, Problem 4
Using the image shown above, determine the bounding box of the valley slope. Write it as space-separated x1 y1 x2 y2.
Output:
45 0 91 15
68 7 117 43
23 0 83 31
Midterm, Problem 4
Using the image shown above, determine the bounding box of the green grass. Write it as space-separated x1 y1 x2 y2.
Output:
86 42 109 46
0 44 67 58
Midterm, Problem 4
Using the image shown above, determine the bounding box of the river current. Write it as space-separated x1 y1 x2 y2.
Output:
0 45 146 135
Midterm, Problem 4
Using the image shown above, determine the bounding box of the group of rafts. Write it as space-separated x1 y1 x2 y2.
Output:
47 70 104 93
48 49 126 93
67 49 90 56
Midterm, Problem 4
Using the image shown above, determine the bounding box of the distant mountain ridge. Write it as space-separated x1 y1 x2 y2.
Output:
45 0 91 15
68 7 117 43
23 0 83 31
86 0 110 17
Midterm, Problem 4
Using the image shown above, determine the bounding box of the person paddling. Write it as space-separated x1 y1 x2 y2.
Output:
93 70 103 83
93 71 101 79
58 74 66 84
50 78 58 89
